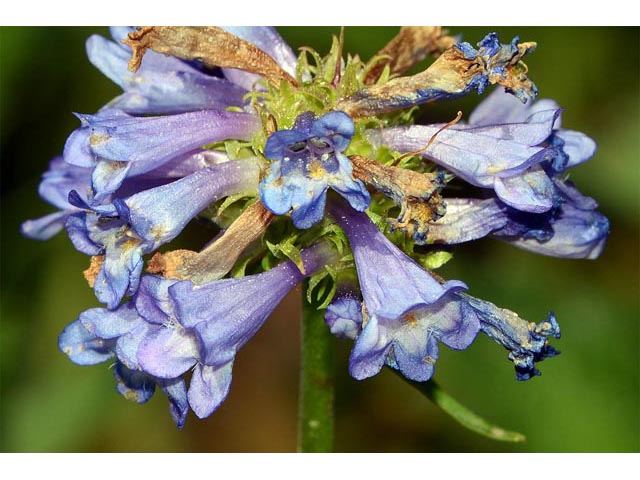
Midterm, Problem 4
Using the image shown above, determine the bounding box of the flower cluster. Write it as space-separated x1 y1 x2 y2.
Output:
23 27 608 428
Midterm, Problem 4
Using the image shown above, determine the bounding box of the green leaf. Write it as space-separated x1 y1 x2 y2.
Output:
395 371 526 443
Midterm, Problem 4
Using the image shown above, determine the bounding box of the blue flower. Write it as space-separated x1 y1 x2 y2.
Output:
324 278 561 382
469 87 597 173
329 199 479 381
21 157 92 240
427 178 609 259
461 294 561 380
372 104 560 213
59 242 335 421
58 302 189 428
66 160 260 309
65 108 260 201
259 111 370 229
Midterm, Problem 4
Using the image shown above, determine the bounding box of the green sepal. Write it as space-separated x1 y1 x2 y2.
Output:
265 236 304 273
418 250 453 270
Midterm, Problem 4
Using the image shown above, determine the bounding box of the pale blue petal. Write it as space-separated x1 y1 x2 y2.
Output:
58 319 114 365
349 316 392 380
138 326 199 379
494 166 555 213
79 303 142 339
21 210 72 241
427 198 507 244
187 362 234 419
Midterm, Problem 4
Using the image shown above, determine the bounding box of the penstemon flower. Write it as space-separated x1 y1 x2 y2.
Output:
23 26 608 446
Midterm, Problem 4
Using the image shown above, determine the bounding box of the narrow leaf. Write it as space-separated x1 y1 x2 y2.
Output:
394 371 526 443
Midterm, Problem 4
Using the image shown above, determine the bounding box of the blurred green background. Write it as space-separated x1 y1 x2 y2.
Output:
1 27 638 452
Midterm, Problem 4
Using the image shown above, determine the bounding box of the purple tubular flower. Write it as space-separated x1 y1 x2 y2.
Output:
329 199 479 382
219 27 298 90
66 160 260 309
461 293 561 381
63 109 131 168
260 111 370 229
371 109 560 213
427 179 608 259
469 88 597 173
21 157 92 240
135 242 335 418
494 179 609 259
86 33 249 114
58 303 189 427
84 109 260 166
90 144 233 203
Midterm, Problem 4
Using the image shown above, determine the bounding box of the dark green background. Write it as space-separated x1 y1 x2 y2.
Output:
1 27 638 452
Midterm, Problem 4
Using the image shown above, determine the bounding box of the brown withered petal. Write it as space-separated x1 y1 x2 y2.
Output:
365 26 457 85
147 249 198 279
124 26 297 87
350 155 445 242
147 201 273 284
350 155 441 203
339 46 485 117
339 37 537 118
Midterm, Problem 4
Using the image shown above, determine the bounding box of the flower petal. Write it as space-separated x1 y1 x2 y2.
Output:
427 198 508 244
325 294 363 340
115 321 154 370
21 210 72 241
493 166 555 213
158 377 189 429
134 275 180 325
138 326 199 379
113 362 156 404
86 110 260 166
503 203 609 259
64 213 102 256
555 129 597 169
187 362 234 419
349 316 392 380
58 319 114 365
79 303 142 339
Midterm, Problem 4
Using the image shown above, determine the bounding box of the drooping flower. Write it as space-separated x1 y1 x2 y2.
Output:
461 294 561 380
59 242 335 423
66 160 259 309
325 287 561 381
422 89 609 259
328 198 479 382
259 111 370 229
58 303 190 427
370 103 561 213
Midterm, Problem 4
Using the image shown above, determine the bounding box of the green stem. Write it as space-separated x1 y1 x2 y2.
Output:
395 370 526 443
297 280 335 452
